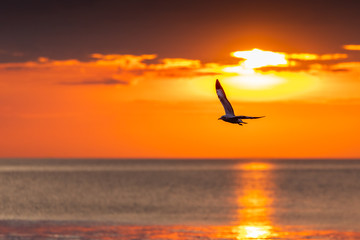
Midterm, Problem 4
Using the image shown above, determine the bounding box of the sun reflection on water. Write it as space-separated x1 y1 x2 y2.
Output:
233 162 277 239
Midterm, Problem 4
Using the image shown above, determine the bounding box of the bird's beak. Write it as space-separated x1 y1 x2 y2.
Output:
218 118 221 120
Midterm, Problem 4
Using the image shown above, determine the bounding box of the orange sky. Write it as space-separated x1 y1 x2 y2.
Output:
1 1 360 159
1 45 360 158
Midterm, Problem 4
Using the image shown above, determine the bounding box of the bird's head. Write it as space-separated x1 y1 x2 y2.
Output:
218 115 226 120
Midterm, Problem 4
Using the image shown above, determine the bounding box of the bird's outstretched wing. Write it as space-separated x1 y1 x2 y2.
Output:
216 79 234 116
235 116 265 119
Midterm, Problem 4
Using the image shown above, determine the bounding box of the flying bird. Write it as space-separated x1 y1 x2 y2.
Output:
216 79 264 125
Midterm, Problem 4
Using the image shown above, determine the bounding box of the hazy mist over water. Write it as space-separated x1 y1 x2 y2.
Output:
0 159 359 239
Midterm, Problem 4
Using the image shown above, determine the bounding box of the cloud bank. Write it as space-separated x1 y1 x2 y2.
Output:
0 47 359 93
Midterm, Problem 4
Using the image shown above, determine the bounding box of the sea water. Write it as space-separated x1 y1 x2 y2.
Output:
0 159 359 239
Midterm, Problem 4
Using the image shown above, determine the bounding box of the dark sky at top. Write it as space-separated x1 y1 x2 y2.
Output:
1 0 360 62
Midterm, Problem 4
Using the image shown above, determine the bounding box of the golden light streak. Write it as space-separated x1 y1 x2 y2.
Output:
156 58 201 69
343 45 360 51
37 57 49 63
92 54 156 68
288 53 348 60
320 53 348 60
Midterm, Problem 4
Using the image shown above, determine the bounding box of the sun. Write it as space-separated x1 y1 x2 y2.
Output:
232 48 288 69
222 48 289 90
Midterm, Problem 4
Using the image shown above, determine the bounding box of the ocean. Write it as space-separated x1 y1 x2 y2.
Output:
0 159 359 239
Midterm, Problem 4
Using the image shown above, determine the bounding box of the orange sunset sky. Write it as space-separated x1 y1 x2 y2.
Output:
1 0 360 158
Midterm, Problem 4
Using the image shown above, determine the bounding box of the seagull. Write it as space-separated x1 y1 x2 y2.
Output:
216 79 264 125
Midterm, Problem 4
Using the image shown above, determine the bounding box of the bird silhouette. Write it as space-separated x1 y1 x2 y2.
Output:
216 79 264 125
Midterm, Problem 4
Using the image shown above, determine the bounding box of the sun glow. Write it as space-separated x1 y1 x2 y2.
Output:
218 48 320 99
227 75 284 90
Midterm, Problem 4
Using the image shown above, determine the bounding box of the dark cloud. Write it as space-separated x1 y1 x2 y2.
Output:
2 66 30 71
330 68 350 73
59 78 129 86
257 65 311 73
1 0 360 62
257 58 355 73
0 50 25 63
1 65 53 72
148 69 219 78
